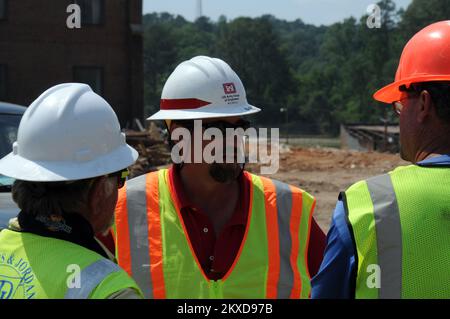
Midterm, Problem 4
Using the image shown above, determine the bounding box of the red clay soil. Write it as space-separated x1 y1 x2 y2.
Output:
247 147 407 231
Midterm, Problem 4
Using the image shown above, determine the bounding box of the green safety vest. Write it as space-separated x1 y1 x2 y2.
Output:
344 164 450 299
115 169 315 299
0 229 142 299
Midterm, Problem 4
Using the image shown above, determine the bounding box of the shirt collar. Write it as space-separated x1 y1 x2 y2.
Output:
14 210 108 259
417 154 450 166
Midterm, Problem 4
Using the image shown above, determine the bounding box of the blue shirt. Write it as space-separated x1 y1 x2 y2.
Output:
311 154 450 299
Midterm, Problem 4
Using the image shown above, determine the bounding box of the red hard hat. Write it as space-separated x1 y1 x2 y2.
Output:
374 20 450 103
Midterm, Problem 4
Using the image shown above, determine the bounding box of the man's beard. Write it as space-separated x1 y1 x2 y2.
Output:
208 162 243 184
208 140 245 183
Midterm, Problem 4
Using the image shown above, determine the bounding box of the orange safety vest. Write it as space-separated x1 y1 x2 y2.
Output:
114 169 315 299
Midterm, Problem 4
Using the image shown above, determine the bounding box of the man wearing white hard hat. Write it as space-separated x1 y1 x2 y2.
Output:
0 83 143 299
114 56 326 298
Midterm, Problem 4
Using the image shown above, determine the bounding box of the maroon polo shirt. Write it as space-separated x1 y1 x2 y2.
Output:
168 166 326 281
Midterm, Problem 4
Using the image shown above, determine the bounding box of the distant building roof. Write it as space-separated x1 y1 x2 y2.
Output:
341 123 400 153
348 124 399 134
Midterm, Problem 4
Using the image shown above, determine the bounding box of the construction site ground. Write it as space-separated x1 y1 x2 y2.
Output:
246 145 407 232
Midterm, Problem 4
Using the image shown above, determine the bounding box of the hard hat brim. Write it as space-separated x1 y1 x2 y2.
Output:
147 103 261 121
374 75 450 103
373 81 404 104
0 144 138 182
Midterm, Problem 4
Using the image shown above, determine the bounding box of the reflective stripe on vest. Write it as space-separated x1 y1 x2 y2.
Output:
260 178 313 299
115 169 314 299
366 174 402 299
115 173 164 299
64 259 121 299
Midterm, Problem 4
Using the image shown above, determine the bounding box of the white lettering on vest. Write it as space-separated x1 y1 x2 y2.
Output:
66 264 81 289
366 264 381 289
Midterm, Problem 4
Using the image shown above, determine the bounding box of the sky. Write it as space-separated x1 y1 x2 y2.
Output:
143 0 413 26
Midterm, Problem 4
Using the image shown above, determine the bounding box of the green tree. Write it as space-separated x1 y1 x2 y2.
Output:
216 17 295 125
143 21 178 116
142 0 450 136
400 0 450 40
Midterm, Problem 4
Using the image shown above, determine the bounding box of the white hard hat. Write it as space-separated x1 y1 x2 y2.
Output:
0 83 138 182
147 56 261 120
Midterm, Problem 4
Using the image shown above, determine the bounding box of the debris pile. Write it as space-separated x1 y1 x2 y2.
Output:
124 122 172 178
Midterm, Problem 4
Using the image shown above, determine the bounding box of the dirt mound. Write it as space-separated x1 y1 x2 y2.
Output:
281 147 404 172
247 147 407 231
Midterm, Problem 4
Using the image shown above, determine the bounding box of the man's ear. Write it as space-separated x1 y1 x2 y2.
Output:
88 177 105 216
165 120 172 130
417 90 434 123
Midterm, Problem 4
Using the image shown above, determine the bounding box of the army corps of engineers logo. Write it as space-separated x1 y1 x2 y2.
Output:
0 253 36 299
221 82 240 105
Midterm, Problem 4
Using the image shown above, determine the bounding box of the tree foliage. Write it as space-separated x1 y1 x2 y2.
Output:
143 0 448 135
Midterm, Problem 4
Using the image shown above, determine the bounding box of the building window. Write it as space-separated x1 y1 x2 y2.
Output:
0 65 7 101
74 0 104 25
0 0 7 20
73 66 103 95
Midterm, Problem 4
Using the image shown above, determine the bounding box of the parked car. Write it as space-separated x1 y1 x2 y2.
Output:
0 102 26 229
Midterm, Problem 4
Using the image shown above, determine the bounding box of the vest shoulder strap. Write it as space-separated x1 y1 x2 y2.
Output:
253 173 315 204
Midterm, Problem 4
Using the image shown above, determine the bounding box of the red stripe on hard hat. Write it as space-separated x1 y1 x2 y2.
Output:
160 98 211 110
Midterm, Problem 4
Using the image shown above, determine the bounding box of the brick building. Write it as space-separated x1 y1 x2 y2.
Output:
0 0 143 127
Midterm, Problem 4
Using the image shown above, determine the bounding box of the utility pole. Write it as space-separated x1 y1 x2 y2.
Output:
380 109 388 152
280 107 289 144
196 0 203 19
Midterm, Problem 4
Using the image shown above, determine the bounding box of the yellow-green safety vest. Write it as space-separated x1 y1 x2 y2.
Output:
344 164 450 299
0 229 142 299
115 169 316 299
